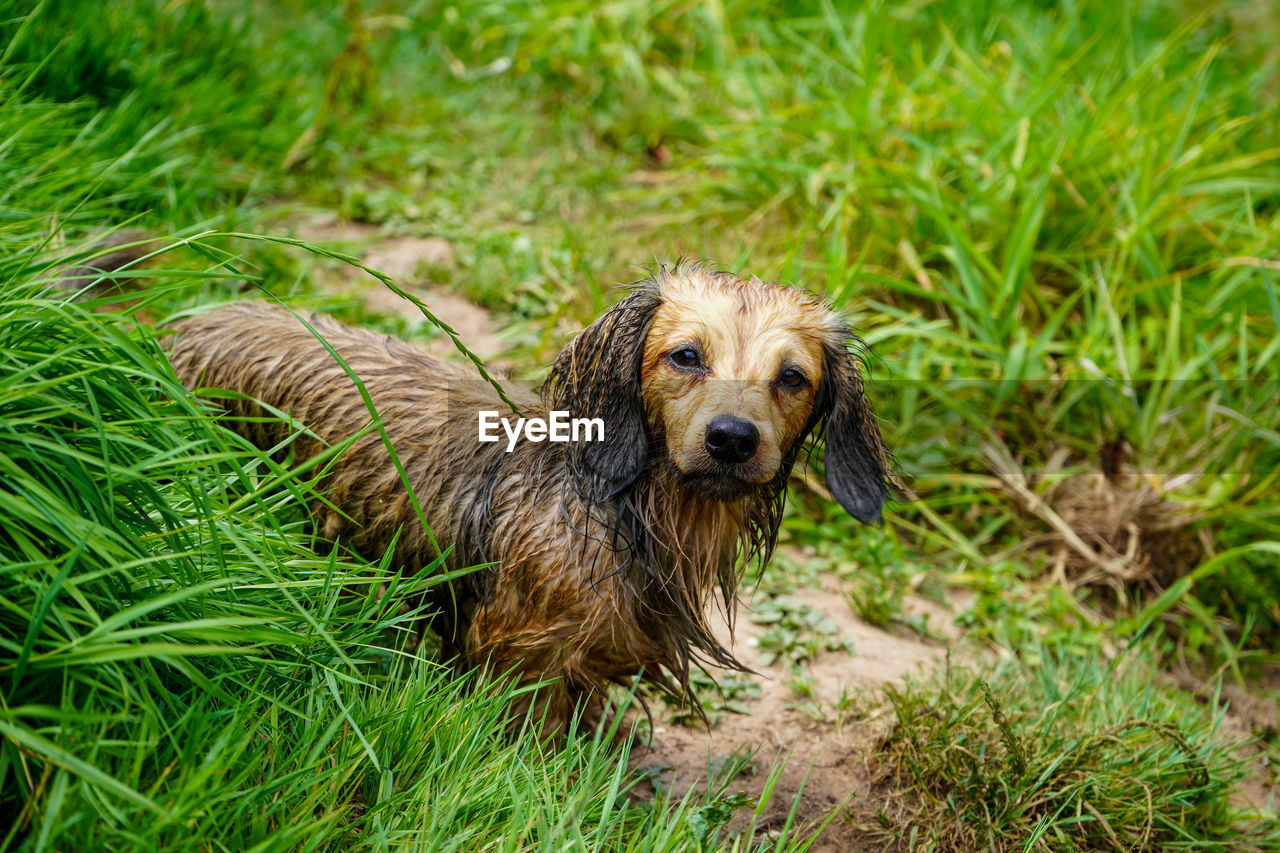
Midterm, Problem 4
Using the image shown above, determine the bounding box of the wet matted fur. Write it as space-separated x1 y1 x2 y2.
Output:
165 263 890 731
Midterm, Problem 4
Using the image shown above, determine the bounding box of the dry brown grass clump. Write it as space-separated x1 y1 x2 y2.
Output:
985 440 1206 610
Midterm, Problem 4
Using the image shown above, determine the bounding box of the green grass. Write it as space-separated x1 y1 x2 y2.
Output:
867 648 1269 850
2 0 1279 848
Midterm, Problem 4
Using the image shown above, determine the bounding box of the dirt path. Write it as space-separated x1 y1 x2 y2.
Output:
285 210 509 362
632 573 951 850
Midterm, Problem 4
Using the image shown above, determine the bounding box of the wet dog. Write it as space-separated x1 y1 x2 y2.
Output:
166 262 890 731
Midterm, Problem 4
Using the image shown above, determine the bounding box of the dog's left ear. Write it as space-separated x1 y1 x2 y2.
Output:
818 335 890 525
545 289 661 503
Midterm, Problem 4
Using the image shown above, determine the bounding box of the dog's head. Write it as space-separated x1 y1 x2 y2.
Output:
545 263 889 524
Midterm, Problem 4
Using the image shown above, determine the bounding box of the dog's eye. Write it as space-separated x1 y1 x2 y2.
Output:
777 367 807 389
668 348 703 370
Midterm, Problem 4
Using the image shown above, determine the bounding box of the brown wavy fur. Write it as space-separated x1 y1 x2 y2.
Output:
165 262 889 732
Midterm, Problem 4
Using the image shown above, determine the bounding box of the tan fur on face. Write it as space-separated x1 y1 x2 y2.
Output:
641 269 839 488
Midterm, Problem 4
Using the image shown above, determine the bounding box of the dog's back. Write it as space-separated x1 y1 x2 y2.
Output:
165 303 537 640
167 302 472 450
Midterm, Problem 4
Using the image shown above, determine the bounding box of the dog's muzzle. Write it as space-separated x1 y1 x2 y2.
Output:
704 415 760 464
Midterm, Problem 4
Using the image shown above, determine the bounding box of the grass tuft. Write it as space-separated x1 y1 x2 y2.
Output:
868 648 1269 851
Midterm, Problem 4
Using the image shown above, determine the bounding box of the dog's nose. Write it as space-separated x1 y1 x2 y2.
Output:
704 416 760 464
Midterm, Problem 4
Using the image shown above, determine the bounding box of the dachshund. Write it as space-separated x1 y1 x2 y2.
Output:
165 262 891 732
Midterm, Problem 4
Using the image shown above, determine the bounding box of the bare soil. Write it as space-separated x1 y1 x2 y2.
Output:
631 573 951 851
286 210 509 362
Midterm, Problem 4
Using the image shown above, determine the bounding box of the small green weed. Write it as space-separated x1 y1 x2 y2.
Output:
752 595 855 669
664 667 763 727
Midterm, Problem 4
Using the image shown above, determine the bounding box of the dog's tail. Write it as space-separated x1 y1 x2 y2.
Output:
48 229 155 300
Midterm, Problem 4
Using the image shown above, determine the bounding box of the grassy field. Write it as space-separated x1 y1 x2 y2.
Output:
3 0 1279 849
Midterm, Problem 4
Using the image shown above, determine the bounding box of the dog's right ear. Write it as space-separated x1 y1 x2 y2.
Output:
544 289 661 503
818 334 890 526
